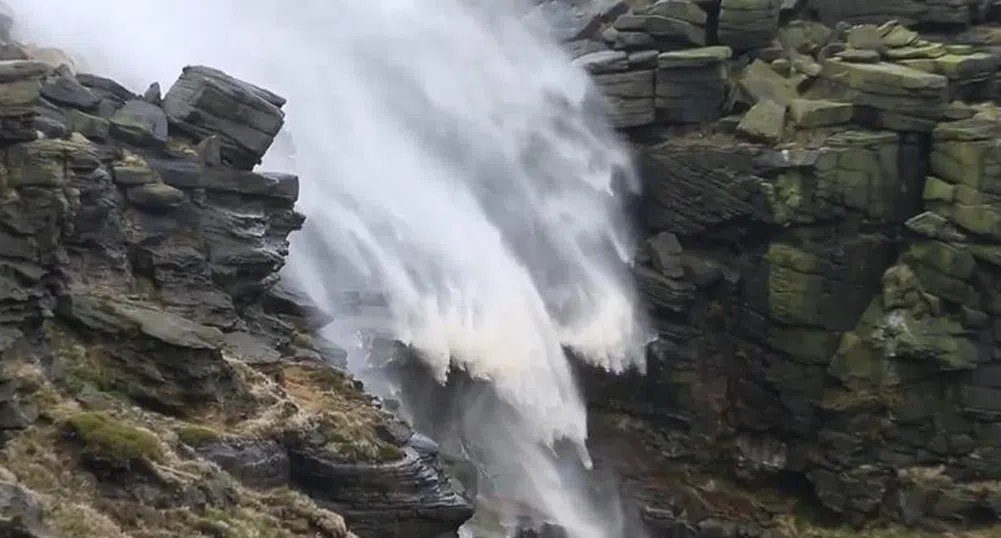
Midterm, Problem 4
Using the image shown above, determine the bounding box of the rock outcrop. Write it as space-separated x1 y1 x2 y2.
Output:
0 19 472 538
545 0 1001 537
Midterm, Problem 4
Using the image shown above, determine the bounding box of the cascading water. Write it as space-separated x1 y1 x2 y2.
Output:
13 1 650 536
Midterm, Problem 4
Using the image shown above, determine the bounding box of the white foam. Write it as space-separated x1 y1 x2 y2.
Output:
12 0 649 535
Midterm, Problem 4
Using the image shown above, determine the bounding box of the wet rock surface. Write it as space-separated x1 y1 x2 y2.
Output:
561 0 1001 536
0 10 471 538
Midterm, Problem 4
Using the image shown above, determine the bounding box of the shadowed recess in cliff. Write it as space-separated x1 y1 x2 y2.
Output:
12 0 650 536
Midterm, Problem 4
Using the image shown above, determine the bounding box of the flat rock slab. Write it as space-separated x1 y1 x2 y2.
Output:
40 74 99 110
818 59 949 118
737 99 786 143
110 99 169 147
658 45 732 68
59 292 225 350
789 98 853 127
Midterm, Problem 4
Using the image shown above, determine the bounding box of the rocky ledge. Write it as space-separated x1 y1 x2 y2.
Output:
0 26 470 538
538 0 1001 536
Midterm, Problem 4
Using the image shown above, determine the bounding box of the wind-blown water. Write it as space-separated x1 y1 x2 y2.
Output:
13 1 649 535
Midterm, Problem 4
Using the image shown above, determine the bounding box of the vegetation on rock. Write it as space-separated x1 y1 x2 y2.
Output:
63 411 164 466
0 15 467 536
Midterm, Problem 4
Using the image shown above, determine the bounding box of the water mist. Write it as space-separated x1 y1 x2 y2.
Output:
13 0 650 536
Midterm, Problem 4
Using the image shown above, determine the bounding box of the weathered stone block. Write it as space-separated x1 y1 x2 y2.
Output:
718 0 781 51
789 99 853 128
737 99 786 143
815 59 949 119
592 69 655 127
162 65 285 170
655 47 731 123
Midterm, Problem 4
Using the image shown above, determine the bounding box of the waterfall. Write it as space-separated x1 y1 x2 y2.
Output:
13 1 650 535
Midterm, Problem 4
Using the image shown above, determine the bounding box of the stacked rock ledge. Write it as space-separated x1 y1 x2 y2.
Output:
0 19 472 538
551 0 1001 537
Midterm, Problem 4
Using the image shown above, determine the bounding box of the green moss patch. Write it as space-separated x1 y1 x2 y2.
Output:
63 412 163 466
175 424 222 447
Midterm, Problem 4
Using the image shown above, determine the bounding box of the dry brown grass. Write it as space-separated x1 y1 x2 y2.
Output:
0 320 387 537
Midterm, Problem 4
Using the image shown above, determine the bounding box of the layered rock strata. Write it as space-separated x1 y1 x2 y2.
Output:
0 34 472 538
549 0 1001 537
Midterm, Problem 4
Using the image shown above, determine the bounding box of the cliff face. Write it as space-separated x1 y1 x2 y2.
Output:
0 38 471 538
535 0 1001 536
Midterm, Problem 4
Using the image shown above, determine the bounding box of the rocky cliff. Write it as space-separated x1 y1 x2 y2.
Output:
0 30 471 538
533 0 1001 536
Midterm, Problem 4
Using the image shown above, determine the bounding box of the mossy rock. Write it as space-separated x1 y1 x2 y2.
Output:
921 176 955 203
902 240 975 281
63 412 163 466
789 99 853 128
174 424 222 447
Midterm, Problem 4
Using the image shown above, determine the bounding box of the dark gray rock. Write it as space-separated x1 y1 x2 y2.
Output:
0 60 49 145
142 81 162 105
592 69 656 127
126 182 186 210
109 99 169 147
655 48 733 123
289 441 474 538
59 293 225 350
262 280 335 329
0 480 53 537
40 74 99 110
56 293 237 416
76 73 135 118
224 331 282 365
33 99 67 139
65 109 110 141
162 65 285 170
195 438 290 489
196 135 223 166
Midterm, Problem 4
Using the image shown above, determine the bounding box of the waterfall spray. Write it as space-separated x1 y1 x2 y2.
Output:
13 0 650 535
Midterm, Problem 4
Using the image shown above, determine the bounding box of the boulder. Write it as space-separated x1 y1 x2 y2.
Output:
737 99 786 143
0 480 53 537
592 69 656 127
655 46 732 123
39 73 99 110
109 99 169 147
718 0 782 51
76 73 135 118
162 65 285 170
738 59 798 106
